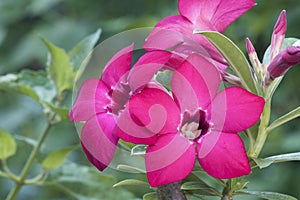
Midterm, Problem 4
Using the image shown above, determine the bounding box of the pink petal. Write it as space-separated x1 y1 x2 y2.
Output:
146 134 195 187
69 78 110 122
172 54 221 112
81 113 118 171
143 15 193 51
128 51 172 92
130 88 180 134
197 131 250 178
178 0 255 32
101 44 133 87
210 86 265 133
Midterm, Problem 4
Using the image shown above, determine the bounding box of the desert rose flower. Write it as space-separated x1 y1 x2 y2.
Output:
117 54 265 187
144 0 255 70
70 44 172 171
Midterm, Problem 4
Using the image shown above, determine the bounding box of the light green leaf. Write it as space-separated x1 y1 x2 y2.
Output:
46 161 135 200
253 152 300 169
263 38 300 65
231 178 249 191
131 145 147 156
42 145 78 170
238 190 297 200
181 181 220 196
42 38 75 94
43 102 70 121
69 29 101 73
113 179 149 188
116 164 146 173
0 129 17 160
267 106 300 131
199 31 257 94
0 70 56 103
143 192 158 200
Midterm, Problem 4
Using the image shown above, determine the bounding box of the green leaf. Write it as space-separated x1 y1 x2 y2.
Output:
43 102 70 121
231 178 249 191
155 70 173 91
0 129 17 160
113 179 149 188
46 161 135 200
0 70 56 103
116 164 146 173
42 38 75 94
42 145 78 170
263 38 300 65
143 192 158 200
69 29 101 73
181 181 220 196
199 31 257 94
267 106 300 131
238 190 297 200
131 145 147 156
253 152 300 169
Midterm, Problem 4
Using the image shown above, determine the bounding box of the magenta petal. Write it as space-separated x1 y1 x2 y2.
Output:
210 86 265 133
101 44 133 87
128 51 172 92
128 88 180 135
69 78 110 122
197 131 250 178
143 15 193 51
172 54 221 112
146 134 195 187
81 113 118 171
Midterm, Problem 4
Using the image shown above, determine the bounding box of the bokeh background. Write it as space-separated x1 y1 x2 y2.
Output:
0 0 299 199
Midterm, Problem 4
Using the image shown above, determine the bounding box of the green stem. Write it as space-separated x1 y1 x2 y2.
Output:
250 98 271 158
5 123 52 200
221 179 233 200
267 106 300 132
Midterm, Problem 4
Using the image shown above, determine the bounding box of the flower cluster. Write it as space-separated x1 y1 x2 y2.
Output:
70 0 266 187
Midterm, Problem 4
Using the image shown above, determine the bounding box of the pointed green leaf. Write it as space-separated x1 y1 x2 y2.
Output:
143 192 158 200
113 179 149 188
42 38 75 94
253 152 300 169
131 145 147 156
42 145 78 170
0 70 56 103
239 190 297 200
0 129 17 160
267 106 300 131
181 181 220 196
199 31 257 94
69 29 101 72
116 164 146 173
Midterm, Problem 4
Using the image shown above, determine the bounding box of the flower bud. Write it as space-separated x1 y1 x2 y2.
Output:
246 38 262 79
270 10 287 60
267 46 300 79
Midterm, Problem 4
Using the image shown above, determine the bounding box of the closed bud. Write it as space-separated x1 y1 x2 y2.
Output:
268 46 300 79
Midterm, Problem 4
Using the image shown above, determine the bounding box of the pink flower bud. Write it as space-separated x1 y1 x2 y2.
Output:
268 46 300 79
270 10 287 60
246 37 256 55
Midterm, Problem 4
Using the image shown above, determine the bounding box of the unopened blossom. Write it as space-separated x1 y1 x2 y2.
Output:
270 10 286 60
144 0 255 70
268 46 300 79
70 44 172 171
117 54 265 187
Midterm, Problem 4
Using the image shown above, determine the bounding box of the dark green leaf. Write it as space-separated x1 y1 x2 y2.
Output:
199 31 257 94
253 152 300 169
42 145 78 170
143 192 158 200
238 190 297 200
69 29 101 73
131 145 147 156
0 70 56 103
181 181 220 196
42 38 75 94
0 129 17 160
113 179 149 188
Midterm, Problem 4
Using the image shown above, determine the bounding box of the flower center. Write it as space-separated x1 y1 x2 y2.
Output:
181 121 202 140
179 109 210 141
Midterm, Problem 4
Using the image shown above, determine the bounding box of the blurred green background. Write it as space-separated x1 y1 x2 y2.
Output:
0 0 299 199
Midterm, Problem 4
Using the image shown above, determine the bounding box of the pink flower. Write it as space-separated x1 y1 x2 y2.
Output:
144 0 255 70
70 44 172 171
117 54 264 187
